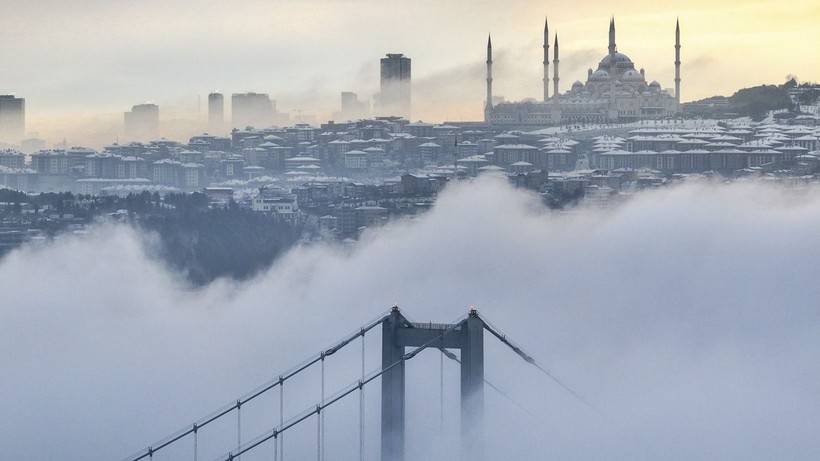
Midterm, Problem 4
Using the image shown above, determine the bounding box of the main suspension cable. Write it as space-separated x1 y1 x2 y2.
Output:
121 310 391 461
211 315 469 461
478 313 602 416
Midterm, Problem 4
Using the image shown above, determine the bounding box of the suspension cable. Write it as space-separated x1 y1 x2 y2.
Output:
478 313 602 416
320 354 325 461
280 375 284 461
211 315 469 461
359 328 365 461
438 346 535 417
121 311 391 461
316 405 321 461
439 338 445 434
236 400 241 461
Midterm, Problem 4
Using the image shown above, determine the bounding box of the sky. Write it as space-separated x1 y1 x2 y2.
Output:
1 177 820 460
1 0 819 145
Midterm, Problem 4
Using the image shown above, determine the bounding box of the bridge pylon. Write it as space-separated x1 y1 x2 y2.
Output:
381 306 484 461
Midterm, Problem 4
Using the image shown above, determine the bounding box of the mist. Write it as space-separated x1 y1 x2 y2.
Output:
1 177 819 460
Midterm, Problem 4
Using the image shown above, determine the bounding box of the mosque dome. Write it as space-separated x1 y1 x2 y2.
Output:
599 52 634 67
589 70 610 82
621 69 645 82
572 80 584 90
649 80 661 89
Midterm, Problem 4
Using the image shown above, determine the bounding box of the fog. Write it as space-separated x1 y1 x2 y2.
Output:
2 177 819 460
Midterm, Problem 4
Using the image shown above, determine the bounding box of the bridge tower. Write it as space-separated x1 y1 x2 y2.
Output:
381 306 484 461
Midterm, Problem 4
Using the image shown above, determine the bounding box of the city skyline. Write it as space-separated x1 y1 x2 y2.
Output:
1 0 818 146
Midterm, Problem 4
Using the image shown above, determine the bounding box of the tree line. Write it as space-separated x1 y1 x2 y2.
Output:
0 189 303 286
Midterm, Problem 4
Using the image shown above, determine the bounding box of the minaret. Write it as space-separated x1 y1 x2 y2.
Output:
675 18 681 109
553 34 560 97
543 18 550 101
608 16 617 55
485 34 493 122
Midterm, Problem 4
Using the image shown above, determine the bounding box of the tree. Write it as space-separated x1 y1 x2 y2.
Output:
0 188 27 204
799 89 820 105
728 85 793 121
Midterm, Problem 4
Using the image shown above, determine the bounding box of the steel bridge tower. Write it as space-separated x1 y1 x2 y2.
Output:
381 307 484 461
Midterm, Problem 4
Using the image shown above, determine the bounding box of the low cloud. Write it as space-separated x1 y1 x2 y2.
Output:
1 178 819 460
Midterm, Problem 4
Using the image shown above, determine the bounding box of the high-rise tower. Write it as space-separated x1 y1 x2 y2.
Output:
231 92 273 129
0 95 25 143
485 35 493 122
553 34 560 97
124 103 159 142
675 19 681 109
543 18 550 101
377 53 412 119
208 92 224 134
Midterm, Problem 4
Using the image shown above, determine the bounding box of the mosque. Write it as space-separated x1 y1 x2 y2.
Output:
484 18 681 126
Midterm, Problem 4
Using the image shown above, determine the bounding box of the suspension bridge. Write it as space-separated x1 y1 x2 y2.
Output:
121 306 594 461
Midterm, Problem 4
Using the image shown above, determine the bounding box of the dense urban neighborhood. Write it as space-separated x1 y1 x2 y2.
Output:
2 44 820 283
3 90 820 284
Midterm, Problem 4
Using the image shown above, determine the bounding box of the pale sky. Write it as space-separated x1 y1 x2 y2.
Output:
2 0 819 145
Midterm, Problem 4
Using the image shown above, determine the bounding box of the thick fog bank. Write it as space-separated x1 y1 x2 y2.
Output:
1 178 819 460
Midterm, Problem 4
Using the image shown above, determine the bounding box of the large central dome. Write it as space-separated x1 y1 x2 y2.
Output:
595 51 637 81
598 52 635 68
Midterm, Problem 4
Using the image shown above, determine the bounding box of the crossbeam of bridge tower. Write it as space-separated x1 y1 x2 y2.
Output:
381 307 484 461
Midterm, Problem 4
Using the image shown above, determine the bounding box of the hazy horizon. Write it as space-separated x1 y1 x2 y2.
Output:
2 0 819 146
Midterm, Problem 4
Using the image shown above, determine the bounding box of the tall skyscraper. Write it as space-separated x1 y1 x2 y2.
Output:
231 92 272 129
208 92 225 134
124 103 159 142
0 95 25 144
377 53 411 119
